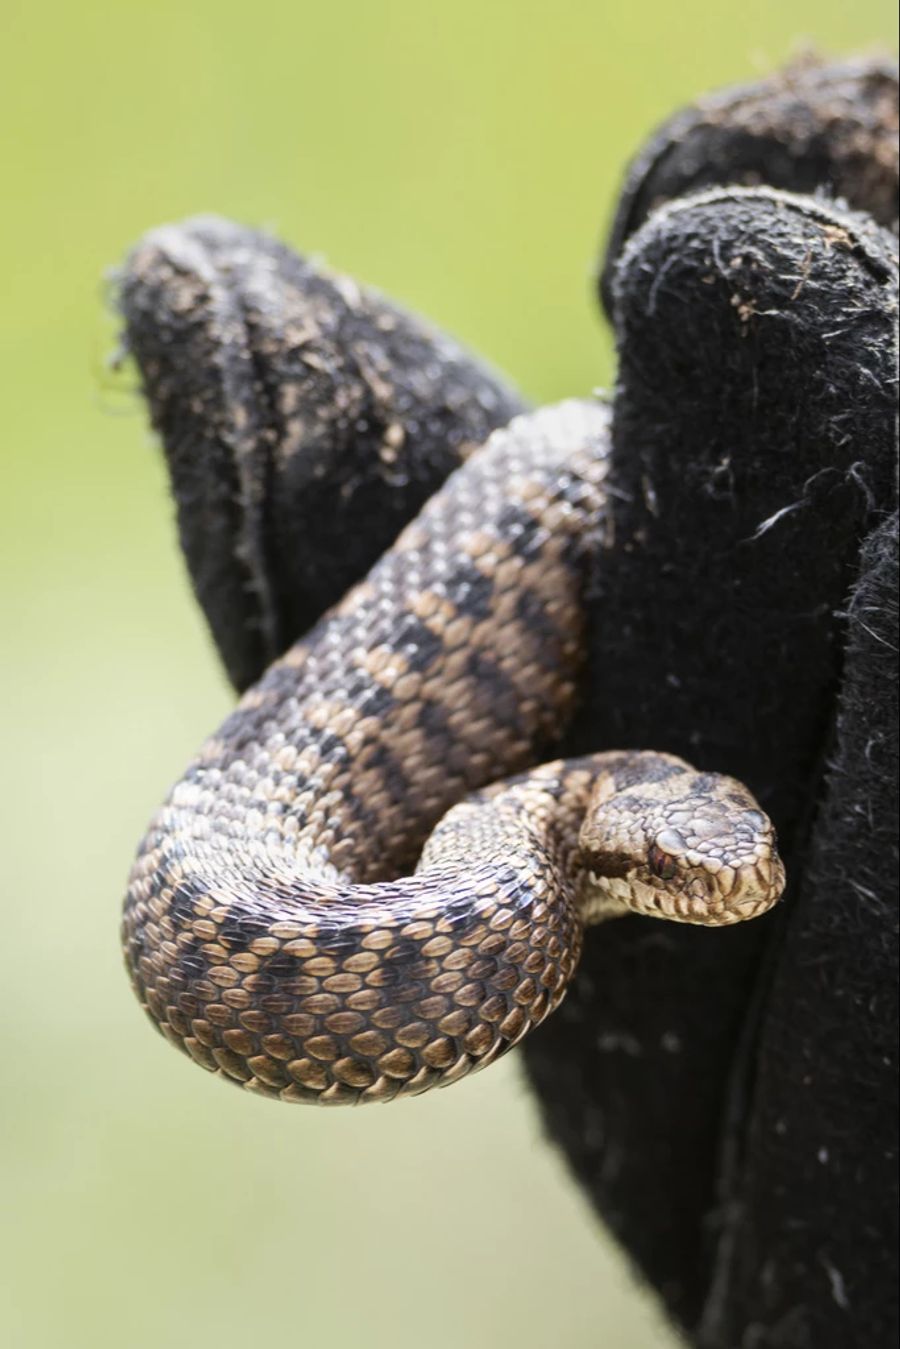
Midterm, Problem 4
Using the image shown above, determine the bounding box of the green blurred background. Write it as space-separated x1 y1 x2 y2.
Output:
1 3 893 1346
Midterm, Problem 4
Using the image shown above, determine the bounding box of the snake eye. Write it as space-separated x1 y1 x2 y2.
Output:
648 844 678 881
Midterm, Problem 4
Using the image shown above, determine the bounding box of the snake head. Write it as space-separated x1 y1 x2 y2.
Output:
578 760 786 926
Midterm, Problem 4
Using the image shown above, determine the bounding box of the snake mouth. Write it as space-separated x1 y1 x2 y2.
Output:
582 850 785 926
673 854 786 925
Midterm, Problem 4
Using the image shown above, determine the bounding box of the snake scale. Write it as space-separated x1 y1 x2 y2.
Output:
123 396 784 1105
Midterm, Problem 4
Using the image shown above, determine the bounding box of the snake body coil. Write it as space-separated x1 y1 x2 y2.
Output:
123 399 783 1104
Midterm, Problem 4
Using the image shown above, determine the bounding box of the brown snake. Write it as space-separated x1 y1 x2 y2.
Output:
123 399 785 1104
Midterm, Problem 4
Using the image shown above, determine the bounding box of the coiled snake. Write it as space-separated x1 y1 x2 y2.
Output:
123 397 784 1104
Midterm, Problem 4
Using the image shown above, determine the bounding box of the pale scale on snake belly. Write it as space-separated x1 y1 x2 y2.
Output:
123 399 785 1104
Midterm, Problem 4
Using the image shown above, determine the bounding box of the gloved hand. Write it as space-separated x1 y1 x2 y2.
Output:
118 56 899 1349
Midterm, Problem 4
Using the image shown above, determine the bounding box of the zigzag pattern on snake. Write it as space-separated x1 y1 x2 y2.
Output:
123 398 784 1105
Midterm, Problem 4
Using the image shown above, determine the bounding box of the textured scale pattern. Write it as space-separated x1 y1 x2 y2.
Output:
123 397 784 1104
578 757 784 925
124 400 613 1102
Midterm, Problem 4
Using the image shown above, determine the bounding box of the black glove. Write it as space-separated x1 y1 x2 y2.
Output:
528 187 897 1348
118 56 899 1349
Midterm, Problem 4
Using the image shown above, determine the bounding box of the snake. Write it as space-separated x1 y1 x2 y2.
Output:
123 396 785 1104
